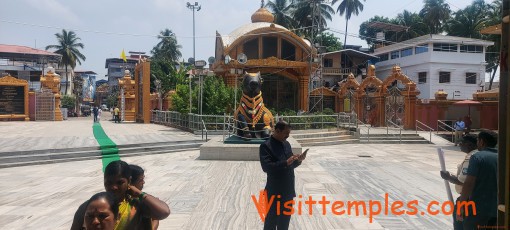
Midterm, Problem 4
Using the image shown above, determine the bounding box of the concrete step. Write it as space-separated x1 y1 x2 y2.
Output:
292 131 352 139
359 139 432 144
0 140 203 168
295 135 356 144
300 139 360 147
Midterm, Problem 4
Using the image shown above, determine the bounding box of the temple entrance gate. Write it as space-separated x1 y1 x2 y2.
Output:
362 85 379 125
385 83 405 126
35 89 55 121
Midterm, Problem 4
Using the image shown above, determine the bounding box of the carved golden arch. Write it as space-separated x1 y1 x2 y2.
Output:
380 66 420 129
354 75 384 126
381 66 418 95
338 74 360 113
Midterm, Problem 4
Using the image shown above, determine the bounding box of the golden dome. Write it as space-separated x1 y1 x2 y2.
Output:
251 8 274 23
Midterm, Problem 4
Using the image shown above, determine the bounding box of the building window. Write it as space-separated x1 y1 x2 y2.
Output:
378 53 389 61
281 39 296 61
262 37 278 58
439 72 451 83
460 45 483 53
401 48 413 57
433 43 457 52
323 58 333 67
418 72 427 84
244 38 259 60
466 72 477 84
415 44 428 54
391 51 400 59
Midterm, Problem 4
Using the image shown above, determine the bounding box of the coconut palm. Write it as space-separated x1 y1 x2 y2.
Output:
419 0 451 34
332 0 366 49
265 0 296 29
45 29 86 95
292 0 335 40
151 29 182 63
391 10 429 42
445 0 487 38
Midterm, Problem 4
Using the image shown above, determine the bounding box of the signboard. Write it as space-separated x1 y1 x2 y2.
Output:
0 85 25 115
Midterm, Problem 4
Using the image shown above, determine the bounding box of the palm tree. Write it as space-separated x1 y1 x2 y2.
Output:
265 0 296 29
292 0 335 41
391 10 429 42
445 0 487 38
419 0 451 34
46 29 86 95
332 0 366 49
151 29 182 63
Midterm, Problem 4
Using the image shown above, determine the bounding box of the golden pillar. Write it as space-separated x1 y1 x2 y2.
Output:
404 83 420 129
298 77 309 111
40 67 62 121
375 96 385 127
118 71 136 122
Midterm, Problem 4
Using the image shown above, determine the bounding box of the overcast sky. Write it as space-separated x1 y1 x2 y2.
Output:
0 0 478 80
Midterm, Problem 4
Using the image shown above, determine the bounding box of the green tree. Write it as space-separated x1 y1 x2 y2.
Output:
46 29 86 95
151 29 182 62
315 32 342 52
151 60 191 100
61 95 76 109
358 15 392 50
485 0 502 90
419 0 451 34
391 10 429 42
292 0 335 40
445 0 487 38
266 0 296 29
332 0 366 48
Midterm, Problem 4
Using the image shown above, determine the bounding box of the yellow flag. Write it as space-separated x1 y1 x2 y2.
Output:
120 49 127 62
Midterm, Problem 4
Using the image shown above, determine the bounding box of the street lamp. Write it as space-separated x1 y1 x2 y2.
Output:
186 2 201 62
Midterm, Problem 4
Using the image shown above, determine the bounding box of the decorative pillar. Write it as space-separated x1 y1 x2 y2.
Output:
118 70 136 122
375 95 385 127
435 89 449 121
40 67 63 121
404 83 419 129
225 73 237 87
298 77 309 111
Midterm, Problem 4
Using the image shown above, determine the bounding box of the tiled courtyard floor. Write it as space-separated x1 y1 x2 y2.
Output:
0 140 464 229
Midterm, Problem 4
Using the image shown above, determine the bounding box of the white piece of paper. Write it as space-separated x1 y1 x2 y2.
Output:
437 148 454 203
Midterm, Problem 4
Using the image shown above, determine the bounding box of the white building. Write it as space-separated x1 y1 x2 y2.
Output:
372 34 493 99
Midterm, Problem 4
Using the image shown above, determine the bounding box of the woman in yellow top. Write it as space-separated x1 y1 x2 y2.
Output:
71 160 170 230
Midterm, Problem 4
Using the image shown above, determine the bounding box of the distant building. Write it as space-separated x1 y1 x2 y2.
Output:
95 79 108 88
321 49 378 91
0 44 62 91
372 34 493 99
74 71 97 103
105 51 149 90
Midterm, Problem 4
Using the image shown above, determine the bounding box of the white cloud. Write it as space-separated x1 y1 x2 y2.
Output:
26 0 80 24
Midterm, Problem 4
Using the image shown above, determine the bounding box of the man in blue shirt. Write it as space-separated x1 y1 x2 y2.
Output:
454 117 466 146
458 130 498 229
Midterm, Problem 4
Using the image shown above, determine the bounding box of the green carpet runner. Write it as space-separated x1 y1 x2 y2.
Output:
92 123 120 171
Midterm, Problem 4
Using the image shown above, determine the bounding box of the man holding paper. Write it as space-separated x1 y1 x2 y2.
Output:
440 134 478 230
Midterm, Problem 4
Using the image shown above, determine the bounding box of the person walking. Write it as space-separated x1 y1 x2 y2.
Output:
97 108 102 122
454 117 465 146
93 106 99 123
458 130 498 229
114 106 120 123
259 120 307 230
440 134 478 230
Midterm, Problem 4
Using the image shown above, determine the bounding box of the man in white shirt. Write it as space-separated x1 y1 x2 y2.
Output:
440 134 478 230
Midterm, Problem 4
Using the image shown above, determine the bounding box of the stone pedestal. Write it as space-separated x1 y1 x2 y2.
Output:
199 136 302 161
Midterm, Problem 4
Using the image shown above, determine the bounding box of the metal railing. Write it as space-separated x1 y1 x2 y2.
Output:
276 112 358 130
437 120 455 142
357 119 371 142
201 120 208 141
415 120 434 143
386 119 403 143
151 110 232 133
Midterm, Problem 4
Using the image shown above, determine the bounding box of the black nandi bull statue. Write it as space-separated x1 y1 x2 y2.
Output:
234 72 274 139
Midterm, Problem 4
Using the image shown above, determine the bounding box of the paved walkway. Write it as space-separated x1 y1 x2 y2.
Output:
0 117 200 153
0 118 466 229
